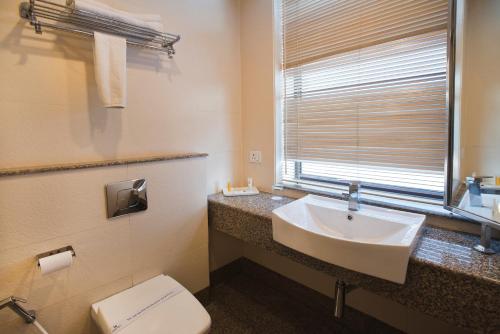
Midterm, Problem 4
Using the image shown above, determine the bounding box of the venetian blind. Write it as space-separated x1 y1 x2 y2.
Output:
280 0 449 195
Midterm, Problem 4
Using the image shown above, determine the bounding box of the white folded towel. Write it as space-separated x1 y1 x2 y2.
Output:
66 0 164 32
93 32 127 108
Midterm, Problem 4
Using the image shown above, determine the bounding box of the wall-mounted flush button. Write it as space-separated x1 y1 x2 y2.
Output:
106 179 147 218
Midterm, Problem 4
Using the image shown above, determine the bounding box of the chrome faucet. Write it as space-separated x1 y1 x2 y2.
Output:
465 175 492 207
0 296 36 323
347 181 361 211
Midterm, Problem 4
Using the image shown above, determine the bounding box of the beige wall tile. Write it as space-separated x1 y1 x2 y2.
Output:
459 0 500 179
209 229 244 271
347 288 408 331
0 166 128 251
1 276 132 334
128 159 208 280
240 0 276 192
206 151 243 194
0 0 243 193
243 243 335 297
463 146 500 177
0 158 209 331
34 276 132 334
1 0 240 329
164 245 210 293
132 245 209 294
1 318 42 334
0 101 125 168
0 221 131 314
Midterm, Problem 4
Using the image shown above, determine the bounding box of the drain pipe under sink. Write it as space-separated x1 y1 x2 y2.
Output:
334 280 355 319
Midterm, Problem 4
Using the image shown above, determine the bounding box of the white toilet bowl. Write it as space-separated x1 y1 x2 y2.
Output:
91 275 211 334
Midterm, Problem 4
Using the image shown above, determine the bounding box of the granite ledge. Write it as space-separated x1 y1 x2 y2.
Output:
0 153 208 177
208 192 500 333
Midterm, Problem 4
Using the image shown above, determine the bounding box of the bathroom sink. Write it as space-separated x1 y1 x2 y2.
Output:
272 195 426 284
458 190 500 221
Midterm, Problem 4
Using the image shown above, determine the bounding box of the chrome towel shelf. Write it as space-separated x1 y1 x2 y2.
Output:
19 0 180 57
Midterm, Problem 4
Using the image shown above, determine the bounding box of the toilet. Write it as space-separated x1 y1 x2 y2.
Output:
91 275 211 334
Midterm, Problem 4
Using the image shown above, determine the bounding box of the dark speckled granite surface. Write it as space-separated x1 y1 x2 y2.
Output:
0 153 208 177
210 192 295 219
208 192 500 333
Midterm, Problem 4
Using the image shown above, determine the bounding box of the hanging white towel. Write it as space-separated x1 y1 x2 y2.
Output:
93 32 127 108
66 0 164 32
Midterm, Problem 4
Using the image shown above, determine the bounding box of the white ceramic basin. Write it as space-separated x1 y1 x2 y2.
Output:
272 194 426 284
458 190 500 222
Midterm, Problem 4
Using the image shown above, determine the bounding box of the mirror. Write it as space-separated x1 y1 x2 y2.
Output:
446 0 500 230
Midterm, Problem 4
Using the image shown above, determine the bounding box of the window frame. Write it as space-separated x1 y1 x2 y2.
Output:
273 0 454 205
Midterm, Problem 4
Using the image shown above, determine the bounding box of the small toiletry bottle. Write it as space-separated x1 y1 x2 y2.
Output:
227 181 232 192
496 176 500 186
247 177 253 190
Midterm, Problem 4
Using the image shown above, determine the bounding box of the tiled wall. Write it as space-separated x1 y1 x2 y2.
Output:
0 0 242 332
0 158 208 333
460 0 500 178
240 0 277 192
0 0 243 193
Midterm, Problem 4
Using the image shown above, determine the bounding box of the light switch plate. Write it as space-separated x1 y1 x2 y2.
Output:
249 151 262 163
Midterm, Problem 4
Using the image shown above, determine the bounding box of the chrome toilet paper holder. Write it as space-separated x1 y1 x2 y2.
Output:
36 245 76 266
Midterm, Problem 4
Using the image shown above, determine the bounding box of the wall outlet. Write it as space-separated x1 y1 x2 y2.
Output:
249 151 262 163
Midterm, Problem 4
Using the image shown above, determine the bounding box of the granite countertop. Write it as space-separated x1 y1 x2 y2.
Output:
0 153 208 177
208 192 500 333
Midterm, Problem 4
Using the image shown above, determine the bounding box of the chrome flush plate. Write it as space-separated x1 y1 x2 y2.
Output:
106 179 148 218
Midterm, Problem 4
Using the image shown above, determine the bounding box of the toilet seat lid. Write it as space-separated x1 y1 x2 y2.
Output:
91 275 211 334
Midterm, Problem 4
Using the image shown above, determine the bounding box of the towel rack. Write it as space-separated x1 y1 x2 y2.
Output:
19 0 181 57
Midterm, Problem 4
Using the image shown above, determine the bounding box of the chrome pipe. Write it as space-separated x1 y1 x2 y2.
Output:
0 296 36 324
473 224 496 255
333 280 346 319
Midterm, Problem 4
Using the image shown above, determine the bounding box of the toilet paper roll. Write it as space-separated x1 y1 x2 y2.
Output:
38 251 73 275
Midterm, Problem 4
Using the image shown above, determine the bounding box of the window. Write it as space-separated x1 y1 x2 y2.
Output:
278 0 450 201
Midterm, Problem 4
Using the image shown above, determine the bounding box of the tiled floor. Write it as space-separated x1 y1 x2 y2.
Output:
205 259 402 334
206 274 344 333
